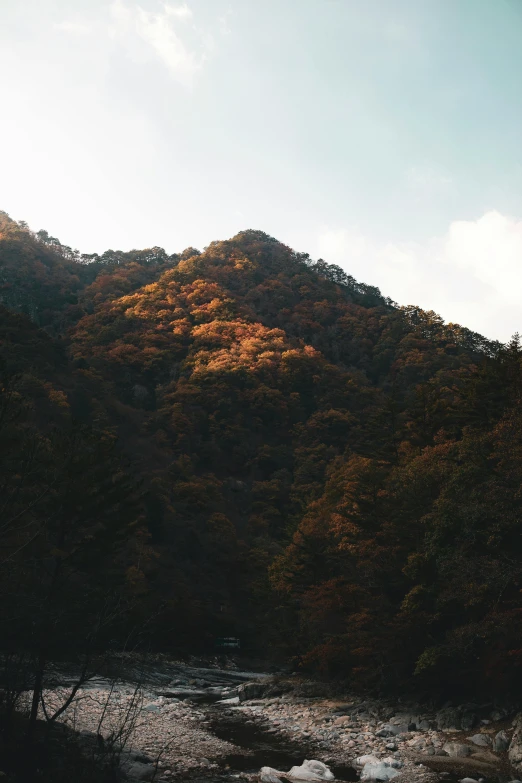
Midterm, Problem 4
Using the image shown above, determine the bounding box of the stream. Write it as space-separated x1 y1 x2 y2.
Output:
201 705 358 782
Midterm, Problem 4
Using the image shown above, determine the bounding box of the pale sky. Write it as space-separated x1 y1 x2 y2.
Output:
1 0 521 341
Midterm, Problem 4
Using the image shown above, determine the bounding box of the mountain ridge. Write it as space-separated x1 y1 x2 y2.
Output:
1 209 520 699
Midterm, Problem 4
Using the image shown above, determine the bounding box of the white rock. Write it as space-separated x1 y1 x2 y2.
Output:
356 755 380 767
260 767 284 783
360 762 400 782
287 760 335 781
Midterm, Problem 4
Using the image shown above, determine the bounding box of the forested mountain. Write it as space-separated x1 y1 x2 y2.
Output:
2 209 521 699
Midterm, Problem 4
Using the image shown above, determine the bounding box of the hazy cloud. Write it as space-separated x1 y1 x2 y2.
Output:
53 20 92 35
109 1 209 86
317 211 522 342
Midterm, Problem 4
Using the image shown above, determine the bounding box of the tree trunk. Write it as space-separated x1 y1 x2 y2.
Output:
28 655 45 739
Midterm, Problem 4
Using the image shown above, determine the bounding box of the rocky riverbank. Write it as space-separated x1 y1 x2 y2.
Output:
24 659 522 783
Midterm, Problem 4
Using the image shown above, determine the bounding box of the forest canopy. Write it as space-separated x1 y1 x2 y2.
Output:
1 209 520 699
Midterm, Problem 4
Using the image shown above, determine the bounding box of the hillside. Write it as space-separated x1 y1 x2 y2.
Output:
1 210 521 699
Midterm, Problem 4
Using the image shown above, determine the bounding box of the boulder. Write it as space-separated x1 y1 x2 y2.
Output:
436 709 462 731
261 769 284 783
442 743 472 758
238 681 267 701
288 760 334 781
360 762 400 782
123 761 155 781
356 755 381 768
377 724 407 737
470 751 500 764
509 714 522 773
494 730 509 752
218 696 240 705
468 734 491 747
436 707 476 732
414 755 500 777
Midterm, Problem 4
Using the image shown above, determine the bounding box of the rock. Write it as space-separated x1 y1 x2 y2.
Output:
131 753 154 764
461 712 477 732
468 735 491 747
509 713 522 772
360 762 400 781
287 760 335 781
459 778 478 783
356 756 381 768
377 724 406 737
218 696 240 705
260 768 284 783
143 703 160 713
442 743 472 757
125 761 156 781
494 730 509 751
414 756 500 777
238 681 266 701
436 708 463 731
470 751 500 764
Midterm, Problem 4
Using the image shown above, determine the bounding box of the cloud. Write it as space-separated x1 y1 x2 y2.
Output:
109 1 208 86
54 21 91 35
164 3 192 19
316 211 522 342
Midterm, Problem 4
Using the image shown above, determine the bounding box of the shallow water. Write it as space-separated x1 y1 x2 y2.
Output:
207 706 358 781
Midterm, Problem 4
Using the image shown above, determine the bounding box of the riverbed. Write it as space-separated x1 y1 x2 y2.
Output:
33 656 519 783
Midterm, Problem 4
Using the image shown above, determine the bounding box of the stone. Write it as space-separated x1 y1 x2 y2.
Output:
360 762 400 781
125 761 156 781
461 712 477 732
218 696 240 705
261 768 284 783
238 681 266 701
442 742 472 757
468 735 491 747
494 730 509 751
377 724 406 737
436 708 462 731
356 755 381 767
509 713 522 773
287 760 335 781
459 778 478 783
471 751 500 764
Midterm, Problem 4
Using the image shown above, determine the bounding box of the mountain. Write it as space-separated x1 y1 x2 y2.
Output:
1 210 521 699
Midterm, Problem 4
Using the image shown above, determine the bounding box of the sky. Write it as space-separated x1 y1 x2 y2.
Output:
1 0 521 341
